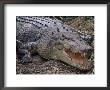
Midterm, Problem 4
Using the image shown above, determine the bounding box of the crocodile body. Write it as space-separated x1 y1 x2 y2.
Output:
16 16 93 71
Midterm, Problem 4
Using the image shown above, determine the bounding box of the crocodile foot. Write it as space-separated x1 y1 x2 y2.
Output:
17 49 32 64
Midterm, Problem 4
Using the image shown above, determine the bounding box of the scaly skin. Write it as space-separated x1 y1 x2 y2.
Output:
16 16 93 70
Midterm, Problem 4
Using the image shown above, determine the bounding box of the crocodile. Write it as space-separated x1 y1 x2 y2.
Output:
16 16 94 71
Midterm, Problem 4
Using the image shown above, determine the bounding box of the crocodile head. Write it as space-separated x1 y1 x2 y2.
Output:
39 31 94 71
37 29 93 70
50 41 93 70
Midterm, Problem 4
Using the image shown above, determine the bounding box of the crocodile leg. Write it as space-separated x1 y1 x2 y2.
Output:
17 48 32 64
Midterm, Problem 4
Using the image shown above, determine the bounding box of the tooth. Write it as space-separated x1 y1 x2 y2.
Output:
81 53 83 57
78 51 80 53
83 53 84 57
83 53 85 57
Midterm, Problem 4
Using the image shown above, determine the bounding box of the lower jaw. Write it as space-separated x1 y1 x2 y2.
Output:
66 59 89 70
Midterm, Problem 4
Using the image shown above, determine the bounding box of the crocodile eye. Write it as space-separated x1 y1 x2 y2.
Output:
55 43 64 50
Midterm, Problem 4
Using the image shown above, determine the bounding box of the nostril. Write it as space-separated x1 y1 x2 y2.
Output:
88 48 93 53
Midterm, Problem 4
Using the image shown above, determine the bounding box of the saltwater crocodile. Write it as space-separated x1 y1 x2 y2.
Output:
16 16 93 71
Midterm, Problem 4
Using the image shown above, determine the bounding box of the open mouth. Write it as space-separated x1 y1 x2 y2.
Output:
64 48 92 70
